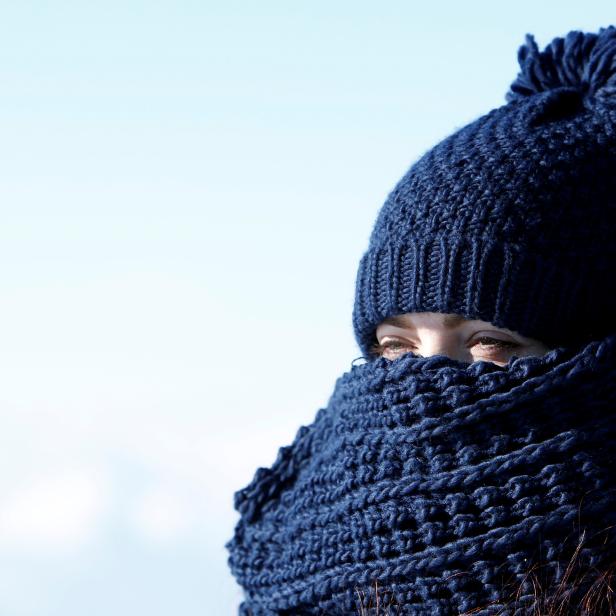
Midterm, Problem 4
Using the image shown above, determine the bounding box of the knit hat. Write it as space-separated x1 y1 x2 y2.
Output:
352 26 616 359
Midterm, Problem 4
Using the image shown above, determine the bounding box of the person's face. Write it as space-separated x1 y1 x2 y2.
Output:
372 312 551 367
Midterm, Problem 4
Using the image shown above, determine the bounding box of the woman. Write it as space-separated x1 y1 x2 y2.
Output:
226 26 616 615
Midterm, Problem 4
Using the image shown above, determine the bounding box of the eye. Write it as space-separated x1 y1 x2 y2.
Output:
471 336 520 352
369 339 416 359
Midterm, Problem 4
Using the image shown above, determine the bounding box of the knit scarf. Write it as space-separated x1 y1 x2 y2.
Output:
226 332 616 615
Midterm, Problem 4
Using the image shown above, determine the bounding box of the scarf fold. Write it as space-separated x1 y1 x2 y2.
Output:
226 332 616 615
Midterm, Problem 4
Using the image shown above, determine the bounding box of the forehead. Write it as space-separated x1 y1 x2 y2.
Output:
379 313 470 330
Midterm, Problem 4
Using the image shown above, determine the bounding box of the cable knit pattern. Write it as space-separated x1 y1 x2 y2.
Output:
226 333 616 614
352 26 616 359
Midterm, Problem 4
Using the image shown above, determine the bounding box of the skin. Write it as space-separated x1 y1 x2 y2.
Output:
371 311 551 367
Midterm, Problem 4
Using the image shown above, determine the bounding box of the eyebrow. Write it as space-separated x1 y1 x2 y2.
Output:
380 313 467 330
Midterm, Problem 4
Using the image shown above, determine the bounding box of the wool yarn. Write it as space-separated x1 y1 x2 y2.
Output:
226 334 616 615
352 26 616 358
226 26 616 615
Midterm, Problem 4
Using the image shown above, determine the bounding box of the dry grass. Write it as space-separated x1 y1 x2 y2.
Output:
355 579 401 615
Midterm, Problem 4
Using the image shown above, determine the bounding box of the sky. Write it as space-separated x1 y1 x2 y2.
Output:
0 2 614 614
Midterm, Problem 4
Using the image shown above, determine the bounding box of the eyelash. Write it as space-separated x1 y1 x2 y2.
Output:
370 336 520 358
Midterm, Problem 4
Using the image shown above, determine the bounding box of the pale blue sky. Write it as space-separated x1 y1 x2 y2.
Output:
0 2 613 614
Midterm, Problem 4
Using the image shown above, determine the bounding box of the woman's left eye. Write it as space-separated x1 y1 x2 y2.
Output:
473 336 519 350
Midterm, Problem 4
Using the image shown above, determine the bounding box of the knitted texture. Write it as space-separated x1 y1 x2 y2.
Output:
226 25 616 615
352 26 616 359
226 332 616 615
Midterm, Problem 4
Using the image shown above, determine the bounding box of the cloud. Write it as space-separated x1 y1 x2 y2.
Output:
128 482 195 545
0 467 109 555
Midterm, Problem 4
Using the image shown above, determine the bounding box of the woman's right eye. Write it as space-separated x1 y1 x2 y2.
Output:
371 339 414 359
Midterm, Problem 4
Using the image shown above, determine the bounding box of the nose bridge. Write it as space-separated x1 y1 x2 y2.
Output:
419 331 466 361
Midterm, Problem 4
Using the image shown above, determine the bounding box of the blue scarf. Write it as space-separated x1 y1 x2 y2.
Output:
226 332 616 615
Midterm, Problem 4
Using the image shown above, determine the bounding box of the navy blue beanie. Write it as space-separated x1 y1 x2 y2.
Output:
226 27 616 615
352 26 616 358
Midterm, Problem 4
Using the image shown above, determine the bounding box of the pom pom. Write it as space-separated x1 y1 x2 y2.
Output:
506 26 616 107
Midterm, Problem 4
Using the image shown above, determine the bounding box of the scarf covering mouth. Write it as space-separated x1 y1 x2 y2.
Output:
226 332 616 615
